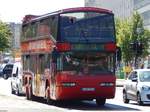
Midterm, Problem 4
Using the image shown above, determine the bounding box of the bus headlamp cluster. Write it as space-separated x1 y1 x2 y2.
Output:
100 82 114 87
62 82 76 87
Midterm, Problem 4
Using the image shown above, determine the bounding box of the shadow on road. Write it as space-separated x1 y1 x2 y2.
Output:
56 101 140 111
32 97 140 111
130 102 150 107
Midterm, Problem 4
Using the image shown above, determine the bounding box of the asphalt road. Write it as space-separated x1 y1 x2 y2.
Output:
0 78 150 112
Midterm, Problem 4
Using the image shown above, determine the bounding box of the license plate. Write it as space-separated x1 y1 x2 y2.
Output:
81 88 95 91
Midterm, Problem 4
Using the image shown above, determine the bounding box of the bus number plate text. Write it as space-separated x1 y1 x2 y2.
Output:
81 88 95 91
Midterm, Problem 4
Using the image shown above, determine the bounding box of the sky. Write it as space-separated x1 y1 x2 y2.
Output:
0 0 84 23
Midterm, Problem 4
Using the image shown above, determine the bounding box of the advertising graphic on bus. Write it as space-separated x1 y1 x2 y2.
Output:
21 7 117 106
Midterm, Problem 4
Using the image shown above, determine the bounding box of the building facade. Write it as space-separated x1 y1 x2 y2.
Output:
85 0 150 29
8 23 22 61
134 0 150 29
85 0 134 20
8 23 21 49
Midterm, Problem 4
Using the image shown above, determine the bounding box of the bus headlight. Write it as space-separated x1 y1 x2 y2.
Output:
100 82 114 87
62 82 76 87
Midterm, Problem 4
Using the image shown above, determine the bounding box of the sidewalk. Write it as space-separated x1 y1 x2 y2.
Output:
116 79 125 87
0 78 11 96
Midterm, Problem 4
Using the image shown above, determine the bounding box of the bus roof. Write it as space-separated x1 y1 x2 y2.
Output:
23 7 113 24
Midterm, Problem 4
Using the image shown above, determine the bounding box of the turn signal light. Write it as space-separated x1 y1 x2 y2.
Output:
56 42 71 52
104 43 116 52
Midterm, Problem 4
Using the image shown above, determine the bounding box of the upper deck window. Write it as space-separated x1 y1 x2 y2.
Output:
22 22 38 40
60 12 115 43
22 16 58 40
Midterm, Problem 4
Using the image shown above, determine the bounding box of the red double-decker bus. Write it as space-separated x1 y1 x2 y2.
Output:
21 7 117 106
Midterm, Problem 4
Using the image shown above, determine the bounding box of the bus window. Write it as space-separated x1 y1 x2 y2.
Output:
38 54 45 74
50 16 58 40
45 54 51 69
52 48 60 63
57 56 63 71
23 55 30 71
38 19 50 36
62 52 115 74
23 22 38 39
29 55 37 73
108 54 115 73
38 16 58 39
60 12 115 42
21 25 27 41
30 22 38 38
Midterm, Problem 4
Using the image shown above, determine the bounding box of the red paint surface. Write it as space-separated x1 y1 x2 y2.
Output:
55 72 116 100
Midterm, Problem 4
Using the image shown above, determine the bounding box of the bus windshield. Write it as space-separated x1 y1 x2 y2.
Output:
60 12 115 42
59 52 115 74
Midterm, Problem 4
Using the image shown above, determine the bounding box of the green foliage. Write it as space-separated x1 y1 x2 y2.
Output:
116 18 133 63
0 21 11 51
131 12 150 57
116 12 150 63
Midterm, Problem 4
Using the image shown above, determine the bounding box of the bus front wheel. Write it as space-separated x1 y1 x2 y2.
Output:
96 98 106 106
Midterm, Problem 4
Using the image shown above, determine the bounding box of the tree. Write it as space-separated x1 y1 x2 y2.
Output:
0 21 11 51
130 12 150 68
131 12 150 57
116 12 150 66
116 19 133 65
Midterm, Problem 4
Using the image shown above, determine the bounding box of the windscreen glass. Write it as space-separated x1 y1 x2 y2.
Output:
60 52 115 74
60 12 115 42
139 71 150 82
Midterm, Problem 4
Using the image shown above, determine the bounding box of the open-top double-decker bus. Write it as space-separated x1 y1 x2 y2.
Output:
21 7 117 106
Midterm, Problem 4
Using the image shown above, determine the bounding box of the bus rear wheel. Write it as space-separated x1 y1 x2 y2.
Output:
26 85 33 100
96 98 106 106
45 86 53 104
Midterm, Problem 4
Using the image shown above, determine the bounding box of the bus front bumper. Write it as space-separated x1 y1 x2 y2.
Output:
55 85 115 100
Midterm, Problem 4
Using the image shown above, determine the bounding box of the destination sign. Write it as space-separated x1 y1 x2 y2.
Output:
71 44 104 51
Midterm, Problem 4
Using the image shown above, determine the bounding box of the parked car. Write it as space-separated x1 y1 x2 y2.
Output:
0 63 6 77
123 69 150 105
3 63 14 79
11 62 25 95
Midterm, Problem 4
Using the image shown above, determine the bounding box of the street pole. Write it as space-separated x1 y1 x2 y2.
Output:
134 50 138 69
134 41 138 69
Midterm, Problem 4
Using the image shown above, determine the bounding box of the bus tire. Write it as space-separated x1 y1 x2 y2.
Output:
96 98 106 106
45 86 53 104
26 85 33 100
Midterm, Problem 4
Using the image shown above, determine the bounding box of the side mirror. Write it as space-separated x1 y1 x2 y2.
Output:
132 78 137 82
116 47 121 61
12 67 18 77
